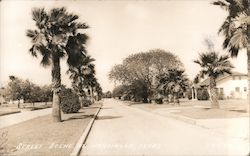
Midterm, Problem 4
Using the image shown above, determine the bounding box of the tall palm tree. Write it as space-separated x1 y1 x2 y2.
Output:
67 34 89 108
67 66 86 108
68 55 96 105
81 56 96 104
213 0 250 110
27 7 88 122
194 52 233 108
95 82 103 100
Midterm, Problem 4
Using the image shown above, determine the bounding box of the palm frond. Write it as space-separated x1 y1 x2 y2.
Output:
194 59 202 66
195 51 233 79
40 54 51 66
76 23 89 29
32 8 46 21
212 0 229 10
229 27 248 49
228 46 240 57
39 47 51 66
28 46 38 57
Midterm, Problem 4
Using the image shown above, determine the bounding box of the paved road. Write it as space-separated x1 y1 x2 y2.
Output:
0 108 52 129
81 99 249 156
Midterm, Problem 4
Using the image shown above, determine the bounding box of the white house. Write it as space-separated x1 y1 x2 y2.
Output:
193 72 248 99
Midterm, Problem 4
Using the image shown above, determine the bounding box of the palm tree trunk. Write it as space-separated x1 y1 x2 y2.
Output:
247 46 250 112
52 56 61 122
210 76 219 109
17 99 20 108
79 96 83 108
89 86 94 104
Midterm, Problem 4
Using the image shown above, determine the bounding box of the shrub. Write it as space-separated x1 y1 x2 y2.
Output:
82 99 92 107
197 88 209 100
155 99 163 104
61 88 81 113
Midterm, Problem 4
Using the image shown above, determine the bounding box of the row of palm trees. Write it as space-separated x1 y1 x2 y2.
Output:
67 55 102 107
26 7 102 122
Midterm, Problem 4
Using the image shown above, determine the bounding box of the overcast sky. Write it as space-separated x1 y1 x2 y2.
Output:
0 0 247 92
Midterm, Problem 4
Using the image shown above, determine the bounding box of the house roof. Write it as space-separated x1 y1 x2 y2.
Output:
198 72 247 87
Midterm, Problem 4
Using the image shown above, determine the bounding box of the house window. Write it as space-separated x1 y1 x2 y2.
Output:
235 87 240 92
215 88 219 94
244 87 247 92
220 88 224 94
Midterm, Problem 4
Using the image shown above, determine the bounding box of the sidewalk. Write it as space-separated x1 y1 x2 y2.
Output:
127 101 249 142
156 109 249 141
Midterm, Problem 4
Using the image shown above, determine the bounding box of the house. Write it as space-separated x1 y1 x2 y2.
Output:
192 72 248 100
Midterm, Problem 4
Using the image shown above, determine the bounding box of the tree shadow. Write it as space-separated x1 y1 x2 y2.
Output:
96 115 122 120
100 107 112 110
83 106 100 109
62 114 95 122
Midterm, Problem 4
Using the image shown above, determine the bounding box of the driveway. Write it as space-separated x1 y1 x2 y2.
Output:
80 99 249 155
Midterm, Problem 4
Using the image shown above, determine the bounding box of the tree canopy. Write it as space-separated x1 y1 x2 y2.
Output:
109 49 185 102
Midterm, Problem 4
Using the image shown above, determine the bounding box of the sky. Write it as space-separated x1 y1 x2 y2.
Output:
0 0 247 92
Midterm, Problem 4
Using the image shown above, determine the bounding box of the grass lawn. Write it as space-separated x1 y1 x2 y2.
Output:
124 99 248 119
0 102 102 156
0 102 52 114
174 108 248 119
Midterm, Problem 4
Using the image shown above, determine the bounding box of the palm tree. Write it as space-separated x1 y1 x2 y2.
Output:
68 55 96 105
67 34 89 108
81 56 96 104
158 69 189 105
212 0 250 110
67 66 86 108
194 52 233 108
95 82 103 100
27 7 88 122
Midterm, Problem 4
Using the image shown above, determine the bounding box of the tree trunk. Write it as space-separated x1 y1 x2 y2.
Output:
210 76 219 109
247 45 250 112
51 56 61 122
175 93 180 106
89 86 94 104
79 96 83 108
17 100 20 108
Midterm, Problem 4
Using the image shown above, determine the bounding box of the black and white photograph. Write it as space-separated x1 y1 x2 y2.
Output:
0 0 249 155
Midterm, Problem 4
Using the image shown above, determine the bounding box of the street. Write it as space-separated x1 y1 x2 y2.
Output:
81 99 249 156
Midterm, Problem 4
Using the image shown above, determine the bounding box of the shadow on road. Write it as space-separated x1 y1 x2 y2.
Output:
100 107 112 110
83 106 100 109
96 115 122 120
63 114 95 122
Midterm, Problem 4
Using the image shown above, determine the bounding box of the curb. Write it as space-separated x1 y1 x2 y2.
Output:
70 103 103 156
